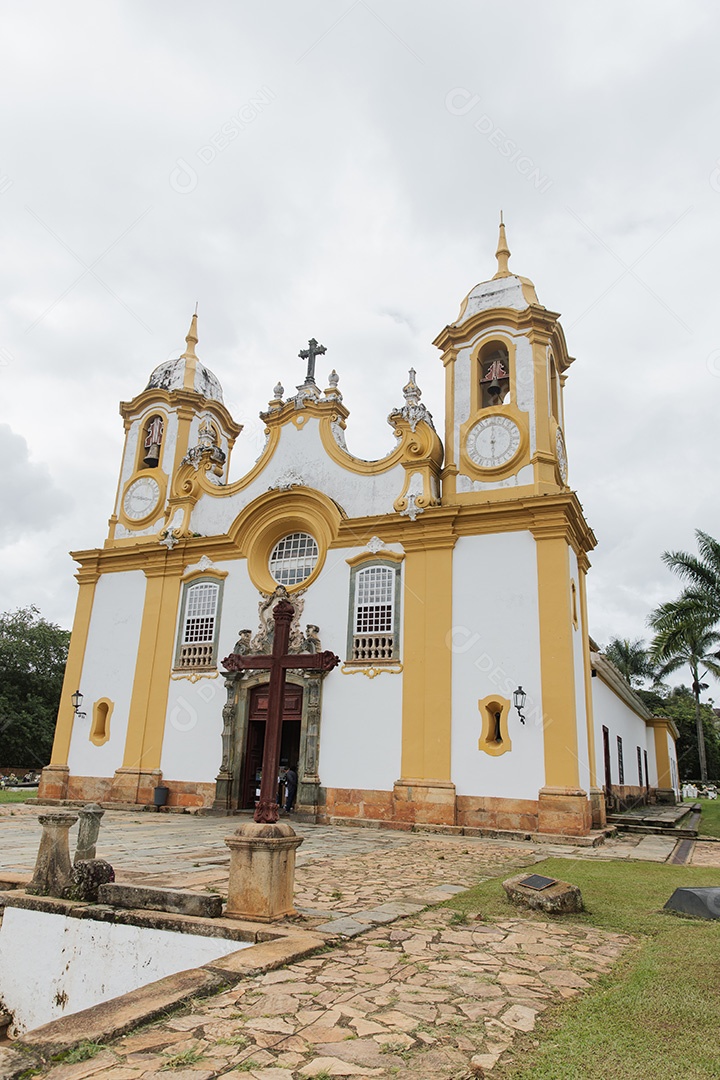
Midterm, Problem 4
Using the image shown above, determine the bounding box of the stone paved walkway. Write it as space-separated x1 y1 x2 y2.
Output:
35 909 629 1080
0 805 644 1079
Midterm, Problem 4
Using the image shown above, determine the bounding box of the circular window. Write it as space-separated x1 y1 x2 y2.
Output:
269 532 319 587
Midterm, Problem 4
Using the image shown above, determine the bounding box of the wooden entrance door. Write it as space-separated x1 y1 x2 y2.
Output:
240 684 302 810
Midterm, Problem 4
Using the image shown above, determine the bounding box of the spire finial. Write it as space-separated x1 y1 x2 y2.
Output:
494 213 511 278
183 312 199 359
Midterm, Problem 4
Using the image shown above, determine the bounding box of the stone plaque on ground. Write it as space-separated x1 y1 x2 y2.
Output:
503 873 583 914
664 887 720 920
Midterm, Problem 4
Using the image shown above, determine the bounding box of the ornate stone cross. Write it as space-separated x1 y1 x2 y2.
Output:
222 599 339 823
298 338 326 385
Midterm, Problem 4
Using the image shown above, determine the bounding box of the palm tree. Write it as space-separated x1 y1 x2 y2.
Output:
648 599 720 782
604 637 656 689
663 530 720 624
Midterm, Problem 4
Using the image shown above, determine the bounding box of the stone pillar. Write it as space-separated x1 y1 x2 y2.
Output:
213 677 237 811
74 803 105 863
27 812 78 897
224 821 304 922
297 673 322 812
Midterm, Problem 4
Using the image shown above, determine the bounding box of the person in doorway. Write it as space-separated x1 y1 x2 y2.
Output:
284 764 298 813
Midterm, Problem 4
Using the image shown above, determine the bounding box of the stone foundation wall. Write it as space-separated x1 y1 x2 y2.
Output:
610 785 650 811
456 795 539 833
39 768 600 835
39 769 216 810
321 787 395 821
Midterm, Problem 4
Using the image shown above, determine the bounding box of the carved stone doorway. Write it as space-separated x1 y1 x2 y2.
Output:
238 684 302 810
214 670 325 814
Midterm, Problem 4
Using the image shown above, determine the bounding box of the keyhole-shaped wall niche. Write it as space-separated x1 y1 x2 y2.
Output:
477 695 512 757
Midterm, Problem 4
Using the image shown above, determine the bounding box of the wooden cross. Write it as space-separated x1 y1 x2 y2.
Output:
222 599 339 823
298 338 326 385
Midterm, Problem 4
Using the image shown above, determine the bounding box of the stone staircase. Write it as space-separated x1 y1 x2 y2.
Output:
607 801 701 838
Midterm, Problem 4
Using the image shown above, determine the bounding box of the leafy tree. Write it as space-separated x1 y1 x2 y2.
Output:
648 599 720 783
637 685 720 782
603 637 658 689
0 606 69 769
662 530 720 625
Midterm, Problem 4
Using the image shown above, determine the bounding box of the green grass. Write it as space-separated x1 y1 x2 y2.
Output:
53 1041 106 1063
0 790 37 803
696 798 720 839
161 1047 205 1069
446 858 720 1080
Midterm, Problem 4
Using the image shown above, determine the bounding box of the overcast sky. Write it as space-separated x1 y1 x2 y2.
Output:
1 0 719 672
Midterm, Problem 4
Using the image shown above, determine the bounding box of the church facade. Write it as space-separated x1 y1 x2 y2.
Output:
40 227 679 836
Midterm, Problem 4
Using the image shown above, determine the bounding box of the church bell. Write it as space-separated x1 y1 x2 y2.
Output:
143 443 161 468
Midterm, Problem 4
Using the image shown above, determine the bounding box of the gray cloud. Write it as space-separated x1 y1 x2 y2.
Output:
0 0 717 659
0 425 68 547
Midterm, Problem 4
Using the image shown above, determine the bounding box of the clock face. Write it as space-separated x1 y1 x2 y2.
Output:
555 427 568 483
467 415 522 469
123 476 161 521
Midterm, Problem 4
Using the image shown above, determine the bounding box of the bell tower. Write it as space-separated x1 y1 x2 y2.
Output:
434 219 571 503
107 314 242 546
433 223 605 834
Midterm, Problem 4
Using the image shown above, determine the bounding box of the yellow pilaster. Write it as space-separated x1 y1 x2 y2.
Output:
399 526 456 782
121 560 183 772
532 524 580 789
172 403 195 479
49 563 100 766
652 721 673 790
577 556 597 788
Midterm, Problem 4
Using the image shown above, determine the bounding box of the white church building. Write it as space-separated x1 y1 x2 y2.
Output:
40 226 680 837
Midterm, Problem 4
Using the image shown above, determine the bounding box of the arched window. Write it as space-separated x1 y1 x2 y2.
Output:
143 414 164 468
349 563 399 662
479 343 511 408
176 579 222 669
269 532 319 587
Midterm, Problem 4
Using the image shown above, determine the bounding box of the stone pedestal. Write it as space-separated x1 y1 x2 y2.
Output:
655 787 677 805
393 778 457 825
537 787 592 836
75 803 105 863
38 764 70 801
27 812 78 897
589 787 607 829
224 822 304 922
108 767 162 805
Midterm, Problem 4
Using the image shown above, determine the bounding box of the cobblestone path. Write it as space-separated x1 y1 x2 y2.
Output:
36 907 629 1080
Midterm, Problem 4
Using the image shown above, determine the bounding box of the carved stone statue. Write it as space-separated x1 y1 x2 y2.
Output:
232 629 252 655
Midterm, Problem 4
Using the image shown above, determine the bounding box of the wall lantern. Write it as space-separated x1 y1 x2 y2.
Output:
513 685 527 725
71 690 86 719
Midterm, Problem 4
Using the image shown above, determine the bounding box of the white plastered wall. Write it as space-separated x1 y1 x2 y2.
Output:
451 532 545 800
592 676 650 787
159 558 258 783
67 570 146 777
309 544 403 793
189 419 408 537
159 542 405 790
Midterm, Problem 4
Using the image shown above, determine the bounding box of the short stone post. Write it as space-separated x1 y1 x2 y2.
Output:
224 821 304 922
26 812 78 897
74 803 105 864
